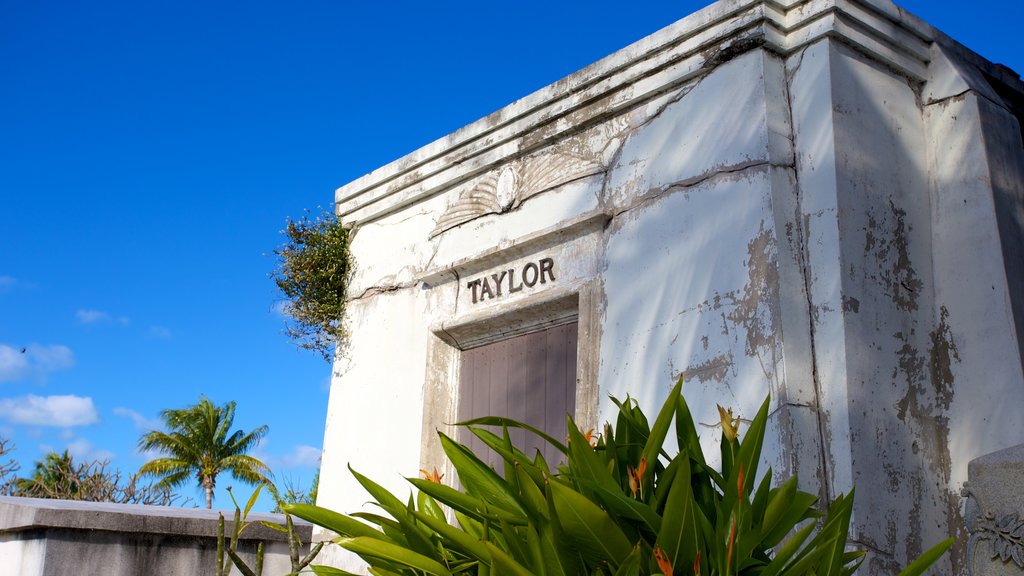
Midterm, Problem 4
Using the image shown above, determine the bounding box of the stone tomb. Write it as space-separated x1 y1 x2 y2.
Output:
317 0 1024 574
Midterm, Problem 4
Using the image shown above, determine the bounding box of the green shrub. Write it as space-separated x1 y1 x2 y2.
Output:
287 378 951 575
271 210 351 361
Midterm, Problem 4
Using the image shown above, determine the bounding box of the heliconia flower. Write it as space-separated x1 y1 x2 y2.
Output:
654 546 673 575
420 467 444 484
717 405 740 442
693 550 701 576
583 427 598 447
627 455 648 498
737 463 745 499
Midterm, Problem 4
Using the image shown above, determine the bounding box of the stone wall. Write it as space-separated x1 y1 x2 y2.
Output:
0 497 312 576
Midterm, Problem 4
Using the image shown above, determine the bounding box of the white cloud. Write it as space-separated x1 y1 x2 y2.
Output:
76 309 111 324
0 344 74 383
66 438 114 462
76 309 131 326
0 394 98 427
278 445 322 469
29 345 74 371
147 326 172 340
0 346 29 381
113 407 162 431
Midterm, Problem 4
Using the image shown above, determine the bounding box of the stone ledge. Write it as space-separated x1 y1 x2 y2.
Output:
0 496 311 542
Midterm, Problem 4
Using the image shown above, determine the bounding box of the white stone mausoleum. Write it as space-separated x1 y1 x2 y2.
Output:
317 0 1024 573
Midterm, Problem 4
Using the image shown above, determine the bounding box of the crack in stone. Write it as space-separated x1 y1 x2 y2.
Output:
782 45 834 507
351 282 412 301
608 160 780 221
600 79 704 208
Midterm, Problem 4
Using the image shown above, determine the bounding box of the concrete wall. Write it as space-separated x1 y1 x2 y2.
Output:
317 1 1024 573
0 497 312 576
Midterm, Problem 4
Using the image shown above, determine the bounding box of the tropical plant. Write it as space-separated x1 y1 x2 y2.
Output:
0 436 20 496
138 397 272 509
10 448 180 505
271 209 351 361
273 470 320 513
286 378 952 575
216 483 324 576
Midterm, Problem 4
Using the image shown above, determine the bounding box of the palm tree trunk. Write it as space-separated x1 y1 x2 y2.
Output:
205 484 214 509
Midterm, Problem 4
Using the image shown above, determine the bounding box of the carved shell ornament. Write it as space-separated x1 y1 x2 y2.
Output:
430 150 605 238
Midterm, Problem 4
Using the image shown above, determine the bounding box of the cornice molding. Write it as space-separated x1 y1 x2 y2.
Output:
335 0 965 226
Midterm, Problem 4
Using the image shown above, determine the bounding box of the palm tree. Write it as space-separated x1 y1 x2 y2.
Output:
138 397 271 509
15 450 80 498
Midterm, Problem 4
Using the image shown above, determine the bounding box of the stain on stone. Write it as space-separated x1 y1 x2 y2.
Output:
841 295 860 313
675 353 732 384
888 306 960 572
868 201 923 311
701 33 767 71
928 305 958 411
726 225 780 359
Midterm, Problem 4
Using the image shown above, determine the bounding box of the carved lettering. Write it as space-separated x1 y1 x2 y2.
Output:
465 258 557 304
508 268 523 294
479 277 494 300
522 262 539 287
539 257 555 284
467 279 482 304
490 270 508 297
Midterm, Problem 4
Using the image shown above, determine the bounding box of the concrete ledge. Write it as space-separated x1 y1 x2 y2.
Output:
0 497 316 576
0 496 310 542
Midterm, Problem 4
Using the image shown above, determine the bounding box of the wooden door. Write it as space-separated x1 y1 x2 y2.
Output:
457 321 578 468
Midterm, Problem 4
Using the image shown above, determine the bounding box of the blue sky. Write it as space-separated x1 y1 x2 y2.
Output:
1 1 1020 512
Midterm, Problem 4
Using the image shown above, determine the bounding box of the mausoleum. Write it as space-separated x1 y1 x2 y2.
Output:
316 0 1024 573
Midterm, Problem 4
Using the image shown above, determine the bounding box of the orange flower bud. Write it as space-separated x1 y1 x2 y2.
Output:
654 546 673 575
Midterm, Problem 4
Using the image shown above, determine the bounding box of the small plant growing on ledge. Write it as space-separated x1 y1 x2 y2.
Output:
287 377 953 575
216 483 324 576
271 209 351 361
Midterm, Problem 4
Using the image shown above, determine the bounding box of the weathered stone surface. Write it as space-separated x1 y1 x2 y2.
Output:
317 1 1024 574
0 497 311 576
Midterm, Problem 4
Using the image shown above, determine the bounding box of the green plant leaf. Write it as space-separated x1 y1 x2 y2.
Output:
484 541 536 576
440 433 526 517
590 483 662 537
409 478 527 525
412 509 491 562
759 521 814 576
566 416 622 499
674 376 706 468
255 519 289 535
897 537 953 576
339 536 453 576
243 483 264 519
457 415 569 455
417 489 446 522
514 464 549 520
655 456 703 574
548 478 632 568
469 426 547 487
310 565 361 576
613 544 643 576
283 503 382 539
640 378 682 482
734 396 770 497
